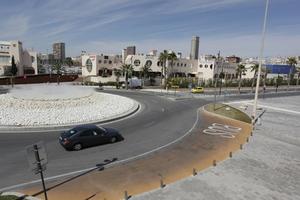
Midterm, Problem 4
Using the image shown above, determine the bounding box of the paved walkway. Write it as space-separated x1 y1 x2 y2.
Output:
132 96 300 200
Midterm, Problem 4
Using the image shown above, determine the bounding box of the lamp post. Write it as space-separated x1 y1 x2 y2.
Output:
252 0 269 123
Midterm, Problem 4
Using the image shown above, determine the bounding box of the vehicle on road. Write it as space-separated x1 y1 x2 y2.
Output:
122 77 142 89
59 124 123 150
191 86 204 93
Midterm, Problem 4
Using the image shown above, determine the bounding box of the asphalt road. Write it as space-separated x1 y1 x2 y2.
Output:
0 90 209 190
1 89 300 191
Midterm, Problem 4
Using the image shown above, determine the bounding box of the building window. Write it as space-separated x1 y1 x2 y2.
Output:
134 59 141 66
109 60 112 64
0 55 10 63
199 64 203 68
104 60 107 64
181 63 183 67
104 56 108 59
184 64 187 67
210 64 213 69
98 60 102 64
86 59 93 72
177 63 179 66
205 64 208 68
145 60 152 67
157 61 160 66
31 56 35 63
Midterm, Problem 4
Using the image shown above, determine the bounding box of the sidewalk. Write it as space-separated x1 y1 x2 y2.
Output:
132 95 300 200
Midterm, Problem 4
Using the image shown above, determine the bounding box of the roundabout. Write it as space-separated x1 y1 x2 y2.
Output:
0 84 139 128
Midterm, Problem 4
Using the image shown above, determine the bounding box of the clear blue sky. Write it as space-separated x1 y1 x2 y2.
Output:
1 0 299 57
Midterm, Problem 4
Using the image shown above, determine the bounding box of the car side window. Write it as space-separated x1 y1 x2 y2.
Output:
96 128 106 136
92 131 98 136
80 130 94 137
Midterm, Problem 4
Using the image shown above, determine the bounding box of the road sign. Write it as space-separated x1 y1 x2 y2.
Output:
25 141 48 200
26 141 48 174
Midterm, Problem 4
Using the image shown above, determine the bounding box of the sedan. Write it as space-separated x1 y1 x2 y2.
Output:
59 124 123 150
191 86 204 93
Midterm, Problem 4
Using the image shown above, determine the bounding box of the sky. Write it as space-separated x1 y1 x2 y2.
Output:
1 0 299 57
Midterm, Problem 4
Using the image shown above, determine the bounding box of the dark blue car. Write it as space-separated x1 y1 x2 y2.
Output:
59 124 123 150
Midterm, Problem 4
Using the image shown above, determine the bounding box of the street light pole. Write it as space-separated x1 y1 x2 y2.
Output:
252 0 269 123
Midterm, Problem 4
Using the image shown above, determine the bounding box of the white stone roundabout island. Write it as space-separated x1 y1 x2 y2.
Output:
0 84 138 127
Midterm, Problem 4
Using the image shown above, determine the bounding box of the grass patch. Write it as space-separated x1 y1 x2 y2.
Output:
0 195 19 200
205 103 251 124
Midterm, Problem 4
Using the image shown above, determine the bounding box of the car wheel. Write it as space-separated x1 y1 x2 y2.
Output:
110 137 117 143
73 143 82 151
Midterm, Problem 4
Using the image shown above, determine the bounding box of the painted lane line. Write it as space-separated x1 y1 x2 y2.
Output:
0 107 201 192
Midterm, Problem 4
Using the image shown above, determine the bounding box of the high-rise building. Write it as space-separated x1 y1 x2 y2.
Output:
126 46 136 56
53 42 65 62
190 36 199 60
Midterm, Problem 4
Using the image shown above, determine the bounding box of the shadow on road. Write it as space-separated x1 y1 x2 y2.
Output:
30 158 118 198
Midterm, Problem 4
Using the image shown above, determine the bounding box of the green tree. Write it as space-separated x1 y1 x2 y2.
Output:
121 64 133 90
10 56 18 87
159 50 178 89
251 63 259 92
114 69 122 89
64 57 73 67
53 61 62 85
159 50 169 88
236 64 246 94
286 57 298 86
140 63 152 87
168 51 178 78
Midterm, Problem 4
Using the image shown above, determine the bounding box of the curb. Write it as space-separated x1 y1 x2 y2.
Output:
0 192 40 200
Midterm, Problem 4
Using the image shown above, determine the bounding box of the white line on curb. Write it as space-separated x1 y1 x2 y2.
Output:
0 107 201 192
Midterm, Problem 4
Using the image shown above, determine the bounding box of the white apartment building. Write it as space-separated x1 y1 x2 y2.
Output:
81 52 238 84
81 53 123 82
0 40 38 76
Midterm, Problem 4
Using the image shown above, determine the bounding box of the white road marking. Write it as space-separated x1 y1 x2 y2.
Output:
0 107 201 192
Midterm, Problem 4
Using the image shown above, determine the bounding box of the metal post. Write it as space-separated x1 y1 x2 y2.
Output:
252 0 269 122
214 51 221 110
34 145 48 200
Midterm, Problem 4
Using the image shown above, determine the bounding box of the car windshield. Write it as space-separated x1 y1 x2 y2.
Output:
64 129 78 137
98 127 107 133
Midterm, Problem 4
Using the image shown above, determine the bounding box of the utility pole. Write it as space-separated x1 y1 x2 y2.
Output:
252 0 269 123
214 51 220 110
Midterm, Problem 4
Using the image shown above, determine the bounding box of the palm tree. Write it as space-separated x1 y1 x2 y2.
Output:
140 64 152 87
114 69 122 89
159 50 178 89
168 51 178 78
286 57 298 86
159 50 169 88
121 64 133 90
236 64 246 94
251 63 259 92
53 61 62 85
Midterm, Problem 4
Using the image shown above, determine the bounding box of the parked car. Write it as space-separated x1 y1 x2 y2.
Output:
191 86 204 93
59 124 123 150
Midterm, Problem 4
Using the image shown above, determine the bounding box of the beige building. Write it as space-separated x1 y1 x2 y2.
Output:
0 40 37 76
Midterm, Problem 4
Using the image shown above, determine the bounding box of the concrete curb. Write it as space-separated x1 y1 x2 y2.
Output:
0 191 40 200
